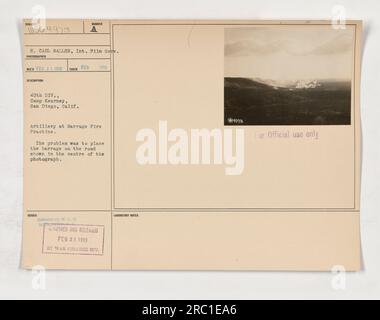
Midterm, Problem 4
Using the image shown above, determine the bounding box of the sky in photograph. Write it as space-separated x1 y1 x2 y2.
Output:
224 26 355 81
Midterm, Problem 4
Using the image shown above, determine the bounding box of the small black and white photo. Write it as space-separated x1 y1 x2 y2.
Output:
224 26 354 125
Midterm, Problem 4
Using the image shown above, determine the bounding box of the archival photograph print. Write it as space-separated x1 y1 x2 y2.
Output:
224 26 355 125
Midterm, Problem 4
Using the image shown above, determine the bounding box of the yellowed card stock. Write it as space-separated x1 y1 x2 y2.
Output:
22 20 362 270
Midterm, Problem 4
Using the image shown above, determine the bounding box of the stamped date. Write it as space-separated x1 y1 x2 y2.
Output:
42 223 104 256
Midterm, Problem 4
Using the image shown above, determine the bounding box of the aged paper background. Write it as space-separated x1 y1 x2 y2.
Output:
22 20 361 271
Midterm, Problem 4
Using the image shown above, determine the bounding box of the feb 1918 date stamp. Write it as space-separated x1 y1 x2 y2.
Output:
42 223 105 256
